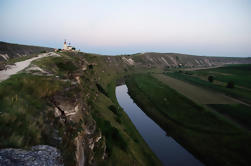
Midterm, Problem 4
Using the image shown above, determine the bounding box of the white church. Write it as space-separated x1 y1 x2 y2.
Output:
63 40 76 51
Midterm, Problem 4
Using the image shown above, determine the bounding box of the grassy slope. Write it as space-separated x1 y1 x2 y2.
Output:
0 54 90 165
84 54 161 166
90 82 161 166
34 52 161 166
0 73 64 148
126 73 251 166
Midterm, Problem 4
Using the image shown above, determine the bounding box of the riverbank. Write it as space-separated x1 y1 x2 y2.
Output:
116 84 203 166
126 73 251 166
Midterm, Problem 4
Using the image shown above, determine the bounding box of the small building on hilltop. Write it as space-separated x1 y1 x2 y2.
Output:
63 40 76 51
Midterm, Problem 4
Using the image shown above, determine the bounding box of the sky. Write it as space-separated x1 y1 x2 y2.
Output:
0 0 251 57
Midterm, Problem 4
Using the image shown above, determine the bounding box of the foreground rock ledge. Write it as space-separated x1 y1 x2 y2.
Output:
0 145 63 166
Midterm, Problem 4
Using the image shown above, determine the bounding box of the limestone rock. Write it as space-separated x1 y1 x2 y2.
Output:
0 145 63 166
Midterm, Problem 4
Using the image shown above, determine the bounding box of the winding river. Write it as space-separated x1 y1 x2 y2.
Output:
116 85 203 166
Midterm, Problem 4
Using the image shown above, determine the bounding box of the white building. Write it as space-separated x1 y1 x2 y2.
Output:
63 40 75 51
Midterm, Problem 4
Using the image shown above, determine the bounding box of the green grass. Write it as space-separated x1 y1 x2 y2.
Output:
0 73 65 148
127 74 239 132
33 56 78 78
92 109 128 154
166 71 251 104
126 73 251 166
89 75 161 166
0 54 84 166
196 64 251 89
209 104 251 130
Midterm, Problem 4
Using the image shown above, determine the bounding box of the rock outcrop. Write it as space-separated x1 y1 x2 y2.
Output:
0 145 63 166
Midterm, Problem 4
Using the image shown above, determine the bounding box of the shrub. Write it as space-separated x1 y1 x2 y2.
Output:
56 61 77 72
96 83 108 96
184 71 193 75
208 75 214 83
88 64 93 70
108 105 119 115
164 66 170 71
226 81 235 88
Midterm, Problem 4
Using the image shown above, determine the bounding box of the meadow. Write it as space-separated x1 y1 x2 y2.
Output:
164 64 251 105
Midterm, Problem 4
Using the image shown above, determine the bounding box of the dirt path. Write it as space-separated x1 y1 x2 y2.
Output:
154 74 240 105
0 52 59 82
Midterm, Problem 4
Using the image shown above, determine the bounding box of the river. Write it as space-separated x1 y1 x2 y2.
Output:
116 84 203 166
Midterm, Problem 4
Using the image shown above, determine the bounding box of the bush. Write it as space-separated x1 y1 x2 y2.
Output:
226 81 235 88
88 64 93 70
40 50 46 53
108 105 119 115
164 66 170 71
56 61 77 72
96 83 108 96
208 75 214 83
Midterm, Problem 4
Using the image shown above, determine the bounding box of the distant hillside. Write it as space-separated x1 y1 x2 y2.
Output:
130 52 251 68
0 41 54 61
1 41 250 68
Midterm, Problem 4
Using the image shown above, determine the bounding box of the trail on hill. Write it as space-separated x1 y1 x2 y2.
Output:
0 52 59 82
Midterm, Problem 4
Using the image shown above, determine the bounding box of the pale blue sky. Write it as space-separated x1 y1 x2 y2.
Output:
1 0 251 56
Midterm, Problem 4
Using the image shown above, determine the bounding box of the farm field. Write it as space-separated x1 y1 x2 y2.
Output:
164 64 251 105
153 74 238 105
193 64 251 89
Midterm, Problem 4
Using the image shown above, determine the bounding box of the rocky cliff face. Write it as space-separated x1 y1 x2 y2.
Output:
130 52 251 68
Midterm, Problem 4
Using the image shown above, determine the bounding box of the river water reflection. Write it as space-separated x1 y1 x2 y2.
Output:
115 85 203 166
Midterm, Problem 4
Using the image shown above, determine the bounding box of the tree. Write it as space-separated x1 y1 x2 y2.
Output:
226 81 235 88
208 76 214 83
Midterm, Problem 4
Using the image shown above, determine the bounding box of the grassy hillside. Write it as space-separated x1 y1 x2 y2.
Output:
0 51 161 166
